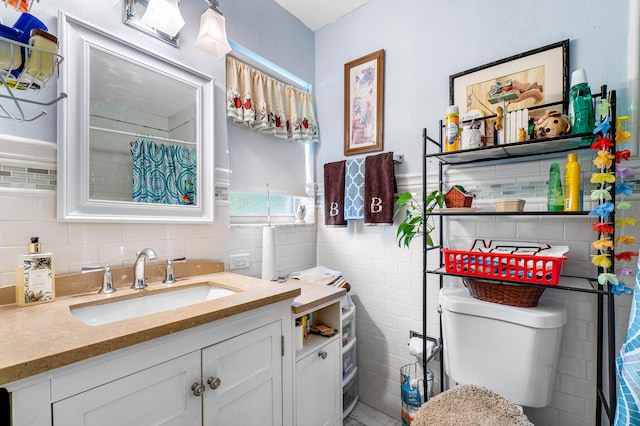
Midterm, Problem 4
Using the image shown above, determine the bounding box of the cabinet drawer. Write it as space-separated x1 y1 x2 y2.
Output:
341 306 355 348
342 338 356 378
342 367 358 418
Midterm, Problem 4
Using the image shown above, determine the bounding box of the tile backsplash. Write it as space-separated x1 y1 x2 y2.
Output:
0 165 56 190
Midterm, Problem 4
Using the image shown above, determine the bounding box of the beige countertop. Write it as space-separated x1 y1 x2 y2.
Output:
0 262 344 385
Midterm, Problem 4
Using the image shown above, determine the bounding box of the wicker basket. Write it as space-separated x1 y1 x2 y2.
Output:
462 277 545 307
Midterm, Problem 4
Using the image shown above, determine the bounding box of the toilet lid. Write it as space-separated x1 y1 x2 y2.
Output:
439 287 567 329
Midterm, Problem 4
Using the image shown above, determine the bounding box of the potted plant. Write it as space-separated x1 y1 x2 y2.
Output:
394 190 445 248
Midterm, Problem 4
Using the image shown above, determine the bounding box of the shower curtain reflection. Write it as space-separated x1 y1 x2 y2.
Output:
130 138 197 205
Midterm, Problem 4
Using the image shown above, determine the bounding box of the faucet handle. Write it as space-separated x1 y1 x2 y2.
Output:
81 264 116 294
163 257 186 284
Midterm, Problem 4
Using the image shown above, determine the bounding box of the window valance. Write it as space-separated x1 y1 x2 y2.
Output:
226 56 319 142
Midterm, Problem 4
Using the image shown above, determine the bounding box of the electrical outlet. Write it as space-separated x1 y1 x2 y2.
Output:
229 254 250 270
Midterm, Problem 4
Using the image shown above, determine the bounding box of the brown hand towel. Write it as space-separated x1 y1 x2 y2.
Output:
323 160 347 227
364 152 396 225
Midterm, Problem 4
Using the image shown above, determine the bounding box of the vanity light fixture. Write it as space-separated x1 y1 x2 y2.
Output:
194 0 232 59
124 0 181 47
140 0 185 37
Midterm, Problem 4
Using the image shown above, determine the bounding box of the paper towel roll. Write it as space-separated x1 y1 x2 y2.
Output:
261 226 278 281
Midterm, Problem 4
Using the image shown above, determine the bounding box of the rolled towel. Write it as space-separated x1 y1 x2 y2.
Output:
323 160 347 227
364 151 396 225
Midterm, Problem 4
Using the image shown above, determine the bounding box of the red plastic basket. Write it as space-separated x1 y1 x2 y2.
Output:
441 248 567 285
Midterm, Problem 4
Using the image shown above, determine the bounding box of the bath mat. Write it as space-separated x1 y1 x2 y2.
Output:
412 384 533 426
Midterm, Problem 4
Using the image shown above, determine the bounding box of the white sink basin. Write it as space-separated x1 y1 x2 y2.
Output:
71 284 238 326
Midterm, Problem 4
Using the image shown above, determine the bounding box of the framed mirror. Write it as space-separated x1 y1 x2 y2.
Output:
57 12 214 223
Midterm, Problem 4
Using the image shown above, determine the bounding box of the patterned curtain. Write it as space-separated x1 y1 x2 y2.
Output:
130 138 197 205
226 56 319 142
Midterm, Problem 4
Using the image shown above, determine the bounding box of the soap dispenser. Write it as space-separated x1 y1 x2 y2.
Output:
15 237 55 306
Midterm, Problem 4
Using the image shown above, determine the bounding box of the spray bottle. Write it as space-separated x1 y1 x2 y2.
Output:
568 69 595 134
444 105 460 152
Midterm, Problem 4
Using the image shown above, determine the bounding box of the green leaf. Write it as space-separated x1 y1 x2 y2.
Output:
394 189 443 248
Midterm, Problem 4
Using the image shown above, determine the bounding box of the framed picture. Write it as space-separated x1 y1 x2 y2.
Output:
450 40 569 142
344 49 385 156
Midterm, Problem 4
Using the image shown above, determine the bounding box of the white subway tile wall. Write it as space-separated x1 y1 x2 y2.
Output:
1 139 638 426
318 156 638 426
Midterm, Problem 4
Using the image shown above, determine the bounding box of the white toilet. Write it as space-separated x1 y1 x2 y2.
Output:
439 287 567 408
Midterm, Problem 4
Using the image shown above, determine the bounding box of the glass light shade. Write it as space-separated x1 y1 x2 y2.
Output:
140 0 185 37
194 8 232 59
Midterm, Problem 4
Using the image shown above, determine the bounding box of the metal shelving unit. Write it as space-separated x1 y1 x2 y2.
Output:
419 89 617 425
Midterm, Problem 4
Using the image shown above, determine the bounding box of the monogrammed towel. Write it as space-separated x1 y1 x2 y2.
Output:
364 152 396 225
323 160 347 227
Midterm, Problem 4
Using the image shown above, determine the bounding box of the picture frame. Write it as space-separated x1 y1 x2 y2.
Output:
450 40 569 143
344 49 385 156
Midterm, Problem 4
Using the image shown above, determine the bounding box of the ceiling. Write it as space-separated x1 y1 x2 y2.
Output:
274 0 371 31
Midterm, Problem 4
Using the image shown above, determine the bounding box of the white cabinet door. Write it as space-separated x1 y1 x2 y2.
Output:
202 321 283 426
53 351 202 426
295 338 341 426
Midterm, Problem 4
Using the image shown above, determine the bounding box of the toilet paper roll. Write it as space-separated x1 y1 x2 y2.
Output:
295 323 303 351
261 226 278 281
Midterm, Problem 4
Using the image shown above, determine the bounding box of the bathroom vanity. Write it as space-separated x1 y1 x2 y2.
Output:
0 264 346 426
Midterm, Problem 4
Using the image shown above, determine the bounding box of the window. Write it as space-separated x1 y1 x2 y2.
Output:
226 42 316 225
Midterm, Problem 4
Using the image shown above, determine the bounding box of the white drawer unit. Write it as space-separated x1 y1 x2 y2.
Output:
341 304 358 418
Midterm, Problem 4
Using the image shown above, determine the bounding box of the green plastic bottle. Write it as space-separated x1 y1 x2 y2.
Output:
568 69 595 134
547 162 564 211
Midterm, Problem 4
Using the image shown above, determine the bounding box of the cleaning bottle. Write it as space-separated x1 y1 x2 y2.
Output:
15 237 55 306
444 105 460 152
547 162 564 211
564 153 582 211
568 69 595 134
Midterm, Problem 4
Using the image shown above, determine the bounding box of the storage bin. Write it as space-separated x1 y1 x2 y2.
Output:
343 366 358 417
493 198 525 212
342 338 356 378
401 363 433 426
442 248 566 285
342 309 355 347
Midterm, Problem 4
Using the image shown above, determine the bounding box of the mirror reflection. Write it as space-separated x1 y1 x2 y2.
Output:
88 48 197 205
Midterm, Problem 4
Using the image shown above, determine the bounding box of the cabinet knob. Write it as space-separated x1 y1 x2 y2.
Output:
318 351 328 360
207 376 222 389
191 382 206 396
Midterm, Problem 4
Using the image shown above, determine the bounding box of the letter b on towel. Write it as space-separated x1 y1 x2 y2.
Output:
370 197 383 213
329 202 340 217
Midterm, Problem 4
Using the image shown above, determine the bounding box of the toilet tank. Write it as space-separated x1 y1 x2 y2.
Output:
439 287 567 407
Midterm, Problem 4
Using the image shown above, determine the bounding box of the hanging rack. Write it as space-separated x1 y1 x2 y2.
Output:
89 126 197 146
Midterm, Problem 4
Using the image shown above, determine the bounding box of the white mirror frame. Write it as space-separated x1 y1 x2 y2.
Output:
57 12 214 223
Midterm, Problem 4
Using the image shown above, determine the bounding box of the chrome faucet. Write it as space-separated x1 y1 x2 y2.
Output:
131 248 158 290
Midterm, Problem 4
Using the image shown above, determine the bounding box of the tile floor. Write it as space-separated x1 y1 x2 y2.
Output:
344 402 401 426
